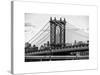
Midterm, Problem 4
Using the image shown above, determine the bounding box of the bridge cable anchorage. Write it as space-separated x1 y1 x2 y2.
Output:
28 22 49 43
30 25 50 44
36 32 50 46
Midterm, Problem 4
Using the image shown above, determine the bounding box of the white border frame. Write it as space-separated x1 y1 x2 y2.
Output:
11 1 98 74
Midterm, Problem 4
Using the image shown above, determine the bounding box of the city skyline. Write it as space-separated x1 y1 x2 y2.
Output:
25 13 89 47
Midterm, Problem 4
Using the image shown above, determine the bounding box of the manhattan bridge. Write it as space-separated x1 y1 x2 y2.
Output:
25 17 89 62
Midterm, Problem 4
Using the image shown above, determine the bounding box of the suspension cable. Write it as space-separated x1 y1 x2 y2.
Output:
28 22 49 43
30 25 50 44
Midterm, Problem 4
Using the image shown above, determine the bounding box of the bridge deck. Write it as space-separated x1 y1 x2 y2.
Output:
25 55 89 62
26 46 89 55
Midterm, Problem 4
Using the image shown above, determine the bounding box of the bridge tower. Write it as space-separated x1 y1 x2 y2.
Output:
50 17 66 48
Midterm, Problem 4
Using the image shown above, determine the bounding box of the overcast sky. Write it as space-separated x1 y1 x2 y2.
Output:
25 13 89 46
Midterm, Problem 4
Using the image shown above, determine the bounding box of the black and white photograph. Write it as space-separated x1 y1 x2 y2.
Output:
25 13 89 62
11 1 98 74
10 1 98 74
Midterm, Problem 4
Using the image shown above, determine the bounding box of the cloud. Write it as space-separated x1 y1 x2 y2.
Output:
25 30 31 32
25 23 36 28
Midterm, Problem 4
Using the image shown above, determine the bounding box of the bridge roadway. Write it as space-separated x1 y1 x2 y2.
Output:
25 55 89 62
26 46 89 55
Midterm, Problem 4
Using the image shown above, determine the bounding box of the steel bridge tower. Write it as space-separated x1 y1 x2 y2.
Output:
50 17 66 48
